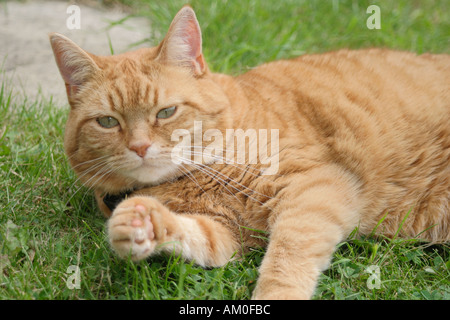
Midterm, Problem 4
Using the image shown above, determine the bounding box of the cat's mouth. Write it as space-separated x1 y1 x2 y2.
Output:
126 158 180 185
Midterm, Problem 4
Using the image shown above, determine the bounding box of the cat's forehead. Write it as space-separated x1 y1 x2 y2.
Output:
87 49 195 113
99 52 160 79
97 66 188 114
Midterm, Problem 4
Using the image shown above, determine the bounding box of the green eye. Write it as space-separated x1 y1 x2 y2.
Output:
156 106 177 119
97 116 119 128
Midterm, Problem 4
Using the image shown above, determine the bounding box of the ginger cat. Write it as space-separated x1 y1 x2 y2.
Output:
49 6 449 299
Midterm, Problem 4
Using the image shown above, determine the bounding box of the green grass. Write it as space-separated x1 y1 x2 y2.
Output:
1 0 449 300
121 0 449 74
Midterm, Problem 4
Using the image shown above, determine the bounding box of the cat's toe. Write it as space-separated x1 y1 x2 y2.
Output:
108 198 159 261
131 215 154 242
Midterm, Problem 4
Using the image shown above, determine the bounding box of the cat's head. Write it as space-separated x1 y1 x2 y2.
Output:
50 6 232 194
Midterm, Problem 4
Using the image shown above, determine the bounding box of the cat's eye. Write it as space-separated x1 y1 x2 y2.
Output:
97 116 119 128
156 106 177 119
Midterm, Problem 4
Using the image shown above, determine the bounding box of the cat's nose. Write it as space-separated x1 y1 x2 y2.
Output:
130 143 151 158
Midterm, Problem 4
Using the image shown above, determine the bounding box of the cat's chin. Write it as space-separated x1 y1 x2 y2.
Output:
127 163 181 185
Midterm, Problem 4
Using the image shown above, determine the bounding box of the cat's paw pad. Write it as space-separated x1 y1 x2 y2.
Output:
107 196 170 261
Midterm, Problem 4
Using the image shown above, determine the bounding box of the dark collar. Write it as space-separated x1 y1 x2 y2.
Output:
103 190 134 212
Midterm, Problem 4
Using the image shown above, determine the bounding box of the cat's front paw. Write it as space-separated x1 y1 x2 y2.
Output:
107 196 173 261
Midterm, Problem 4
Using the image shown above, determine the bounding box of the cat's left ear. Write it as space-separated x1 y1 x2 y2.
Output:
49 33 100 99
156 6 207 76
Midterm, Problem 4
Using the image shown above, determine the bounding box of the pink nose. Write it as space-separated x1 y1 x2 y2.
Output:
129 143 151 158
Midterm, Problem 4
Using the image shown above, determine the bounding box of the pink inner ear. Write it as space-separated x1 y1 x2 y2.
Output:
50 34 98 95
52 40 79 87
184 18 206 74
60 64 80 87
155 6 208 75
186 19 201 57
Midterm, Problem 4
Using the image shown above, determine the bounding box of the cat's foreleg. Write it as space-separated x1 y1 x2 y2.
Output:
252 167 362 299
107 196 239 267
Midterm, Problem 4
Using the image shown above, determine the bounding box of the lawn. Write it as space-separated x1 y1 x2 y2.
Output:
0 0 449 300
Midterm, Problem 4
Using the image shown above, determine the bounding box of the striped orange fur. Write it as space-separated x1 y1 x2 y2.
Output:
50 6 449 299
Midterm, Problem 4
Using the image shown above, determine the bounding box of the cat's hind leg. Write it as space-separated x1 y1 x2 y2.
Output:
107 196 238 267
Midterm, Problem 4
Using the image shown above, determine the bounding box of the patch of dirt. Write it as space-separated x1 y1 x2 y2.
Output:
0 0 151 106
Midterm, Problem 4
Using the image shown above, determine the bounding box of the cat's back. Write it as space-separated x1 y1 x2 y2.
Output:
236 48 449 157
238 48 449 117
234 49 449 151
234 49 449 240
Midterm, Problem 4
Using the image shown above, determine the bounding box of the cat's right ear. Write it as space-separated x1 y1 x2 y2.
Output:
49 33 99 99
156 6 207 76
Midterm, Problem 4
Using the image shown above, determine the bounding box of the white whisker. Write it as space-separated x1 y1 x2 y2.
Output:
173 155 272 208
181 161 246 207
177 154 273 200
176 145 281 178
